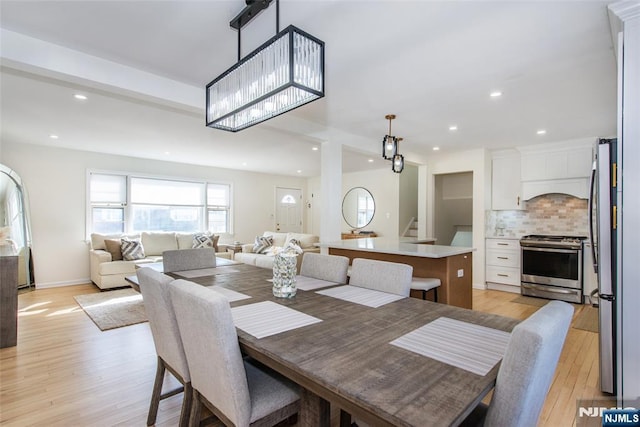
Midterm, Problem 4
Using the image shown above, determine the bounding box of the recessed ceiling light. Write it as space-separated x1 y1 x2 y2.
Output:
433 147 440 151
368 159 374 163
242 162 247 166
536 129 547 135
490 91 502 98
164 151 170 155
296 170 302 174
49 134 59 140
312 146 319 151
449 125 458 131
74 94 88 100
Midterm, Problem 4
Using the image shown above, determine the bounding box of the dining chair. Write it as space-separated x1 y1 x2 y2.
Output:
136 267 192 427
348 258 413 296
300 252 350 283
168 279 300 427
461 300 574 427
163 248 216 273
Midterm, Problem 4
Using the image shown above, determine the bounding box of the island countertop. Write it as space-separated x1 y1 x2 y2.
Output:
321 238 475 259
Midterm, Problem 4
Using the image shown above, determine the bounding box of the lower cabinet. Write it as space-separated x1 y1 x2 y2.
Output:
485 238 521 293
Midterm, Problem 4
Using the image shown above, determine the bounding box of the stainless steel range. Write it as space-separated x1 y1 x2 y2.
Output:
520 235 587 304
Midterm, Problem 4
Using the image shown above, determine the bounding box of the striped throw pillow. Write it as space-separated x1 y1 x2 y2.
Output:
253 235 273 254
121 238 145 261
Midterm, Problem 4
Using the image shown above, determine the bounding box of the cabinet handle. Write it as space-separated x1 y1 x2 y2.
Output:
497 256 509 260
497 274 509 277
497 243 509 246
517 196 520 206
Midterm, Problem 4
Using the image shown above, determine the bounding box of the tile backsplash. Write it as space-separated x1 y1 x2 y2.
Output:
486 194 588 237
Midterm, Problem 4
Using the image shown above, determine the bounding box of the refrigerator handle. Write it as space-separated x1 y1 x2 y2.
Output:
588 161 598 274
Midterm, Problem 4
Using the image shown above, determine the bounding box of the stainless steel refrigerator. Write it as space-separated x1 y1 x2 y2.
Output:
588 137 617 394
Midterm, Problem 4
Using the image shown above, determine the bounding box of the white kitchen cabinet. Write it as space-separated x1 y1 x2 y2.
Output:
491 150 524 210
485 238 521 293
520 143 592 181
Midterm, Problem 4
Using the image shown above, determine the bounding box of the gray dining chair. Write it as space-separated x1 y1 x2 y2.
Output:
168 279 300 427
163 248 216 273
348 258 413 296
136 267 192 427
461 300 574 427
300 252 350 284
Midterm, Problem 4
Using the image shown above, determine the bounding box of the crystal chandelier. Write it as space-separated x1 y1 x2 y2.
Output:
382 114 405 173
206 0 325 132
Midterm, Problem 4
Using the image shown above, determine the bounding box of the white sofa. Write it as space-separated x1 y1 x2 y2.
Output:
89 231 231 290
234 231 320 272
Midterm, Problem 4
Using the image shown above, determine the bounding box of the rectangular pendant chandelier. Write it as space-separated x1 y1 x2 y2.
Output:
206 25 325 132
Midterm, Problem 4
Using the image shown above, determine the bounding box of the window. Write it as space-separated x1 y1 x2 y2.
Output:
88 172 232 234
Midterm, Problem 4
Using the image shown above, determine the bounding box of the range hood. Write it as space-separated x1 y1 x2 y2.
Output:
522 178 589 200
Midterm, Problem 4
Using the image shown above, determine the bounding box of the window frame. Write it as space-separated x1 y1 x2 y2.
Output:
86 170 233 237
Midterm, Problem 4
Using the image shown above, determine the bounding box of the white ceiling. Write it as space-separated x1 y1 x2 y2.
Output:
0 0 618 177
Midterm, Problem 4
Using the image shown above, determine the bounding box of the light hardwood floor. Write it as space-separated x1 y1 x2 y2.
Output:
0 284 612 426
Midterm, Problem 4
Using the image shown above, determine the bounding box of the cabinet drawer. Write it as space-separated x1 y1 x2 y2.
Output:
486 266 521 286
486 239 520 251
486 249 520 268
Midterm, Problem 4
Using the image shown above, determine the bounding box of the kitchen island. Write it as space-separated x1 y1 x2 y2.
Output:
322 238 474 309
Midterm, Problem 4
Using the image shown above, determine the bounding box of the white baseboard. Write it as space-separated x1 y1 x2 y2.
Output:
486 282 521 294
472 283 487 290
36 278 92 289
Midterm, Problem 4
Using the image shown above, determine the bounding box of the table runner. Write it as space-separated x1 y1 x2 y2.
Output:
315 285 404 308
231 301 322 339
175 267 242 278
294 275 340 291
390 317 511 376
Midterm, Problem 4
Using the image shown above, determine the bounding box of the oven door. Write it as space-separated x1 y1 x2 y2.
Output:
521 246 582 289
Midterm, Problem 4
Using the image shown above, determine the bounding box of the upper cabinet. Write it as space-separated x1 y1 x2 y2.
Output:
519 139 593 200
491 150 524 210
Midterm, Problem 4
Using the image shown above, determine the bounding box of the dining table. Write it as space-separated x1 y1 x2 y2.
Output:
131 260 519 426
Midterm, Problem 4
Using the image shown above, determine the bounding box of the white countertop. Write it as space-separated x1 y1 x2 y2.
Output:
321 238 475 259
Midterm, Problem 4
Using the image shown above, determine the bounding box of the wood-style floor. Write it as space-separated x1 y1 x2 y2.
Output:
0 284 612 426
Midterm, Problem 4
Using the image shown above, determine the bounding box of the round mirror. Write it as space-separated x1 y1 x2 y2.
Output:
342 187 375 229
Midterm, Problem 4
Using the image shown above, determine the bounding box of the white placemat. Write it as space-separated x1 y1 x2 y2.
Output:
295 275 339 291
231 301 322 339
315 285 404 308
175 267 242 278
390 317 511 376
207 286 251 302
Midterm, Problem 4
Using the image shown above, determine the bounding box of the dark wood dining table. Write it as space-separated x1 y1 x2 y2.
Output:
144 263 519 427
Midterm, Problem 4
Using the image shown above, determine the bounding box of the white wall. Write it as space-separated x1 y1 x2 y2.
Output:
426 149 490 288
2 142 308 287
342 168 400 237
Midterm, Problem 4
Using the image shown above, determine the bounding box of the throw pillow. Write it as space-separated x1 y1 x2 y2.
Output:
121 238 145 261
192 233 219 251
253 235 273 254
104 239 123 261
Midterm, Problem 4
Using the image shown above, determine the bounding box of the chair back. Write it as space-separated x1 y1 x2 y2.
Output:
484 300 574 427
136 267 190 381
163 248 216 273
169 279 251 427
349 258 413 296
300 252 350 283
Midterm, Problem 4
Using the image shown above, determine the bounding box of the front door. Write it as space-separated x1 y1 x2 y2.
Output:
275 187 302 233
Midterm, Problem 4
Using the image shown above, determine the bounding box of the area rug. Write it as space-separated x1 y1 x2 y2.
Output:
511 295 549 307
573 306 599 333
74 289 147 331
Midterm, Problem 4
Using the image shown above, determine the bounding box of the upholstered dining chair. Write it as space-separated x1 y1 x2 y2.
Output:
168 279 300 427
461 300 574 427
162 248 216 273
136 267 192 427
348 258 413 297
300 252 350 284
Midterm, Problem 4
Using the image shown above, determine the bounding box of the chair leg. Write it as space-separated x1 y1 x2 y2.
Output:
421 290 427 300
147 356 166 426
189 389 202 427
179 382 193 427
434 287 438 303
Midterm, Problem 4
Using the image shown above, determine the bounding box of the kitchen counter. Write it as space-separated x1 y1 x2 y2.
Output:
324 238 474 309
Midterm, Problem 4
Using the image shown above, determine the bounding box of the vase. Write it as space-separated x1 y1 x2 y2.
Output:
272 253 297 298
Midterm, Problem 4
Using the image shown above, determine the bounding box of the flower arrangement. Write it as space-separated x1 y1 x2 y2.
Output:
272 241 302 298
